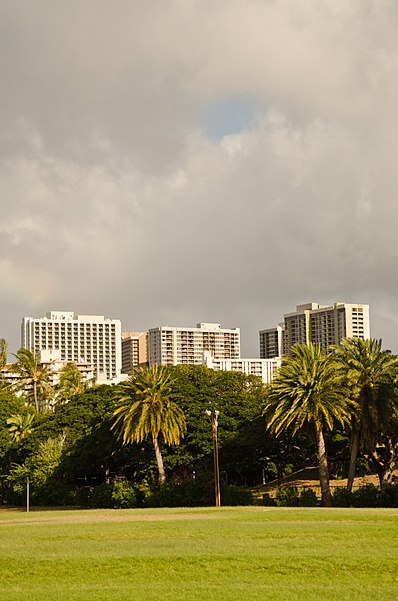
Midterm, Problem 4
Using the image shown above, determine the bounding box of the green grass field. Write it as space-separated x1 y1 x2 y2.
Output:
0 506 397 600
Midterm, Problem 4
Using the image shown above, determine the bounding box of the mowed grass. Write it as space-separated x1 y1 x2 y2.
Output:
0 507 397 601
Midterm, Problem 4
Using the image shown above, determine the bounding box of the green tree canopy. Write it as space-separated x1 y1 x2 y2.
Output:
165 366 266 480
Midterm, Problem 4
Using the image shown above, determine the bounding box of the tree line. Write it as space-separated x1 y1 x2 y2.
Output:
0 337 397 507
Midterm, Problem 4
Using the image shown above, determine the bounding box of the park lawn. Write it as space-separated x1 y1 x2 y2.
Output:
0 507 397 601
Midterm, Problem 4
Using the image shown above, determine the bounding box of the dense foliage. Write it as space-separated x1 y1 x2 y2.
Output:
0 338 397 508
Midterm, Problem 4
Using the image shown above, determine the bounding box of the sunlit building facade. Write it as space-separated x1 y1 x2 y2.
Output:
148 322 240 366
21 311 122 383
121 331 148 373
260 302 370 358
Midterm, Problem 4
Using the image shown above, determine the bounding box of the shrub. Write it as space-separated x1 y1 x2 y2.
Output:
299 487 318 507
275 486 300 507
111 479 138 508
332 483 398 508
221 484 253 506
262 493 276 506
74 485 92 508
351 484 381 508
33 481 75 506
91 483 114 508
380 483 398 508
145 480 213 508
145 480 253 508
332 487 353 507
77 480 139 509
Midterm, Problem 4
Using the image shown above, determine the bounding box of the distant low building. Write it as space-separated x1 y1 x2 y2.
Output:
203 351 280 384
1 351 94 397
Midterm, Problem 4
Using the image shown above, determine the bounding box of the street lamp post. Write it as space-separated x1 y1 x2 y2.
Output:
206 409 221 507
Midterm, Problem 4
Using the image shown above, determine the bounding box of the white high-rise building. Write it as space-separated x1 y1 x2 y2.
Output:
259 324 284 359
148 322 240 366
21 311 122 383
260 302 370 358
121 331 148 373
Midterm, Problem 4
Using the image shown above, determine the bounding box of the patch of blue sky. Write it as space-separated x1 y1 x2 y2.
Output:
203 95 258 141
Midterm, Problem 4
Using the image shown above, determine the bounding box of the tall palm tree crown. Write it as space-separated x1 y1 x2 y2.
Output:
0 338 7 371
111 365 186 486
7 413 35 443
58 362 86 400
265 343 351 435
0 338 8 388
264 343 352 506
332 337 398 490
13 348 52 412
332 338 398 446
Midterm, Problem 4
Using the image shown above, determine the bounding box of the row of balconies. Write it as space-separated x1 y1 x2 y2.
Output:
35 336 116 342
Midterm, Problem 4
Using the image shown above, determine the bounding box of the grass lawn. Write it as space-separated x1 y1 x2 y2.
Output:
0 506 397 601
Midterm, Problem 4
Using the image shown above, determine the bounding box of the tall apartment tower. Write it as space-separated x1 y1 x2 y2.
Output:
21 311 122 383
260 302 370 358
148 322 240 366
121 331 148 373
259 324 284 359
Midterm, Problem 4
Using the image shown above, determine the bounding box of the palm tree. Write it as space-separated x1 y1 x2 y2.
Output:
0 338 8 387
264 343 352 506
7 413 35 443
13 348 53 412
332 338 398 491
111 365 186 487
57 362 86 401
0 338 7 370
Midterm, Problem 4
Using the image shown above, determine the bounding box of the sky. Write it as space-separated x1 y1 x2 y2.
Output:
1 0 398 358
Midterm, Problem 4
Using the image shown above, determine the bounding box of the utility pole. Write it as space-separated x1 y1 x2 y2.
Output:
26 476 30 513
206 410 221 507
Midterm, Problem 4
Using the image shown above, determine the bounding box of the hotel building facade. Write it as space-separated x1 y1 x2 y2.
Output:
21 311 122 383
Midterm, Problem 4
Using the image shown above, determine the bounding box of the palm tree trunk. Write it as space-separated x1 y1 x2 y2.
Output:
370 439 398 489
384 437 398 486
346 429 359 492
153 435 166 487
366 450 385 489
33 380 39 412
315 424 332 507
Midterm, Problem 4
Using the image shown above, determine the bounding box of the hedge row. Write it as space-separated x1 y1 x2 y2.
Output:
262 483 398 507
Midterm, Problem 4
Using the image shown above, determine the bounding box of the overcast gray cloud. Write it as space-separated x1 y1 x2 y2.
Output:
1 0 398 356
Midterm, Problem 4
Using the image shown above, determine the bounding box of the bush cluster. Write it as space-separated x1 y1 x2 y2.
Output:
332 483 398 508
74 479 140 508
145 480 252 508
265 483 398 507
272 486 318 507
74 480 254 509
